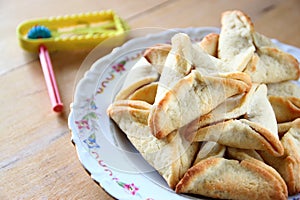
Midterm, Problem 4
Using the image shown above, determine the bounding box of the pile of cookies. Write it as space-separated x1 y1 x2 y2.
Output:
107 10 300 199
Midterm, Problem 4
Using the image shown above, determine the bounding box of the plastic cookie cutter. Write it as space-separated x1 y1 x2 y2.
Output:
17 10 129 112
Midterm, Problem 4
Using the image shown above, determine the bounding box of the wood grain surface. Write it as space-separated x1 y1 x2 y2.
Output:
0 0 299 199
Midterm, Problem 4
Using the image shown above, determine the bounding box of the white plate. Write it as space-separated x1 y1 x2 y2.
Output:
68 27 300 200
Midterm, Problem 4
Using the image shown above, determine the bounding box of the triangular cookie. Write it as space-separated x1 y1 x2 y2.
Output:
244 47 300 83
149 70 251 139
175 157 288 199
107 100 199 189
190 84 283 156
219 10 300 83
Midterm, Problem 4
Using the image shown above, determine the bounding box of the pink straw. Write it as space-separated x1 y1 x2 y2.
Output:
39 45 64 112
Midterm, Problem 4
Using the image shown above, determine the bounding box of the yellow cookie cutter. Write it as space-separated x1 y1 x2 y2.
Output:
17 10 130 52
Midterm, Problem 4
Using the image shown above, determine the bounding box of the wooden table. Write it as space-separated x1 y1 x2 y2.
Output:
1 0 299 199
